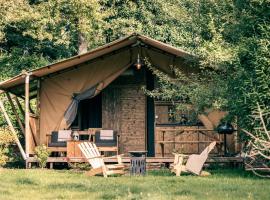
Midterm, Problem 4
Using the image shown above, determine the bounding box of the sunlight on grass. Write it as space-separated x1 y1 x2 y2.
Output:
0 169 269 200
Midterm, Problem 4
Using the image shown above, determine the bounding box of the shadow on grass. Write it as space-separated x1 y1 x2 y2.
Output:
47 183 92 191
100 193 117 200
147 168 174 176
209 169 261 179
0 190 11 195
16 177 38 185
100 185 148 200
174 189 194 196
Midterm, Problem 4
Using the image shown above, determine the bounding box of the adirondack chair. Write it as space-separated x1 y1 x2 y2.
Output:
171 141 216 176
78 142 125 177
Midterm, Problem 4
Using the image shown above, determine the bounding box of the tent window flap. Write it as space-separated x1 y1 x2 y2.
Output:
64 84 98 127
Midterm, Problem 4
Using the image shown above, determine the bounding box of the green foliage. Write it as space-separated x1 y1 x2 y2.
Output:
0 127 16 167
68 162 91 171
101 0 195 48
0 0 102 80
34 144 50 169
222 1 270 133
143 58 227 115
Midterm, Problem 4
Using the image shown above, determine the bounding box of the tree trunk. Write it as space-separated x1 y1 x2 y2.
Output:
78 32 88 55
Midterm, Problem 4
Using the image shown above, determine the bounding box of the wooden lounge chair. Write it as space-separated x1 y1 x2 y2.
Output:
78 142 125 177
171 141 216 176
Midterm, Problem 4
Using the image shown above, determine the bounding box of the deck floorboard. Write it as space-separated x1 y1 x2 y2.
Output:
26 156 243 164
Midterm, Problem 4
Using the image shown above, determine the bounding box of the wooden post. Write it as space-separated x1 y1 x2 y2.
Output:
197 130 200 154
161 130 165 157
25 73 31 157
49 162 53 169
0 99 27 160
6 92 25 135
36 79 41 116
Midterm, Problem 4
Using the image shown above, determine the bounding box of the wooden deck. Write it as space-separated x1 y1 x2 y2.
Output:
26 156 243 169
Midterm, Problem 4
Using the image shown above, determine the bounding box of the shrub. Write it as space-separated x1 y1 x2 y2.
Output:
34 145 50 169
68 162 91 171
0 127 16 167
243 104 270 178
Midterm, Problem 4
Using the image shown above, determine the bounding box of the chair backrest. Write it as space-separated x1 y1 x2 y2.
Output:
95 130 117 147
200 141 216 157
78 142 105 169
185 141 216 175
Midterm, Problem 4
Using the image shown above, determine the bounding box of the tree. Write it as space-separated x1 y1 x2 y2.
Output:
0 0 103 80
101 0 196 50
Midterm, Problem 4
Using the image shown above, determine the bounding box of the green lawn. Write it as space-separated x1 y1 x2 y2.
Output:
0 168 269 200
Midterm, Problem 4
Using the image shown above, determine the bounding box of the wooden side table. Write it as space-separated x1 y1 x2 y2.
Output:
67 141 83 158
129 151 148 176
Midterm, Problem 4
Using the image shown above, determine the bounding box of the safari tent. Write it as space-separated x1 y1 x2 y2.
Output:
0 33 240 166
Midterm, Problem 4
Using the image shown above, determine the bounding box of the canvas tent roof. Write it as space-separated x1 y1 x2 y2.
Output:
0 33 194 98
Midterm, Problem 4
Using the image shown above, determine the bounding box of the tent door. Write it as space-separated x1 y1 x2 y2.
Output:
72 93 102 130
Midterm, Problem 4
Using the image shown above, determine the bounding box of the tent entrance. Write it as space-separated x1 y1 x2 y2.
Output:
71 93 102 130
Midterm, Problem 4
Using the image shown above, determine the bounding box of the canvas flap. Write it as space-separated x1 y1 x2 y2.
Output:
39 50 132 144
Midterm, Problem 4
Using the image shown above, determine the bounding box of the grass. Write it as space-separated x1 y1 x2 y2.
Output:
0 168 269 200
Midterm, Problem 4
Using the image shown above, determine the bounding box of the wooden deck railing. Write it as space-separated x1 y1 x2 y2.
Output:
155 127 224 157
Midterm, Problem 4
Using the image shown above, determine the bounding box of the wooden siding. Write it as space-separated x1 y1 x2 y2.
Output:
102 85 146 154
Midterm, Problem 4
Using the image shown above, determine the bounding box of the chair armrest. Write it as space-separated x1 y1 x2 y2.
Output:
104 154 124 164
105 154 124 159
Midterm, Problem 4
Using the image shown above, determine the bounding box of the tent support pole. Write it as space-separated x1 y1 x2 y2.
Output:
0 97 27 160
36 79 41 145
36 79 41 116
6 92 25 135
25 73 31 158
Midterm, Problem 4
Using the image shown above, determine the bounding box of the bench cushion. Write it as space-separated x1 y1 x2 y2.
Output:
48 142 66 147
95 131 117 147
48 131 67 147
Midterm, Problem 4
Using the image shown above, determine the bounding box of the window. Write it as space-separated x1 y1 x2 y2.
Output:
155 101 202 126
